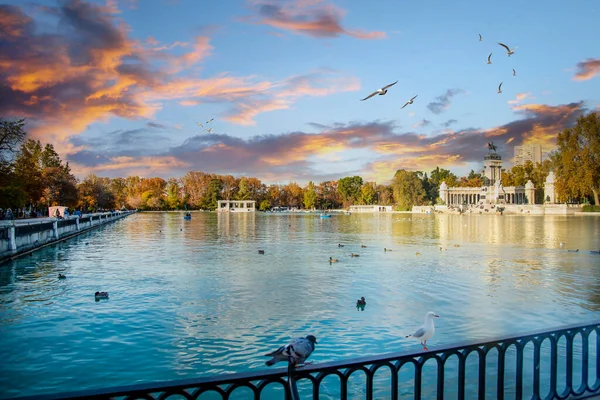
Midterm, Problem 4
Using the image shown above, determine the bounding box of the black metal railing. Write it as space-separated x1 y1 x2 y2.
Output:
8 321 600 400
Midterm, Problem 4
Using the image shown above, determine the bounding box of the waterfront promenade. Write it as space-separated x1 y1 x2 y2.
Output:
0 210 136 263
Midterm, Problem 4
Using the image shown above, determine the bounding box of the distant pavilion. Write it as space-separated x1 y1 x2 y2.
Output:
217 200 256 212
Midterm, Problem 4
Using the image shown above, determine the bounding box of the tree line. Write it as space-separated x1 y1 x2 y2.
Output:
0 113 598 213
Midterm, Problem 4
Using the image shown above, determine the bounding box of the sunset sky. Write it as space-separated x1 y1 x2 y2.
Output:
1 0 599 184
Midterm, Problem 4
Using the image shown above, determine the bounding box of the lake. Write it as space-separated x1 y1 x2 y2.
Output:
1 212 599 399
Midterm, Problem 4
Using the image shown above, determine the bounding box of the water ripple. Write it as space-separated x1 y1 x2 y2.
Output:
0 213 599 398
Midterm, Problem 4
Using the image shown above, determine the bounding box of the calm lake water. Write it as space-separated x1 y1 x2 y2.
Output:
1 212 599 399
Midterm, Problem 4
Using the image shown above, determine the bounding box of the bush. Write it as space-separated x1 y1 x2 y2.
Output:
582 205 600 212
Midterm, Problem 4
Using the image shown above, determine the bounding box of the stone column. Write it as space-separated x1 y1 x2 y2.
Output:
53 220 58 239
9 226 17 251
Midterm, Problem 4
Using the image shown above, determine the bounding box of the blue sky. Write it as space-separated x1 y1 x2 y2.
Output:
1 0 598 184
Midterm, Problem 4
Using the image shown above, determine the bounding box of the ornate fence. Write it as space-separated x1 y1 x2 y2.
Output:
10 321 600 400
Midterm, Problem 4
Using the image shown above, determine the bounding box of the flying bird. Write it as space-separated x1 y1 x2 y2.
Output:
405 311 439 350
196 122 203 127
265 335 317 367
497 82 503 94
204 127 214 134
401 95 418 109
513 69 516 76
478 33 483 41
498 42 517 56
487 53 492 64
206 118 214 124
360 81 398 101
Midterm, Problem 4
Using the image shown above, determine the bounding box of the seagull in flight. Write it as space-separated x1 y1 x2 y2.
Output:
498 42 517 56
497 82 503 94
204 127 214 134
401 95 418 109
196 122 203 127
206 118 214 124
487 53 492 64
513 69 517 76
478 33 483 41
360 81 398 101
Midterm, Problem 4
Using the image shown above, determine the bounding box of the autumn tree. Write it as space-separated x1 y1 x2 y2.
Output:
318 180 340 209
79 175 116 211
266 184 281 207
360 182 377 205
551 113 600 204
392 169 427 210
220 175 238 200
375 184 394 205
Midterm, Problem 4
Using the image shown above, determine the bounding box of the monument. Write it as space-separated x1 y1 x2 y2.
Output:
438 142 535 208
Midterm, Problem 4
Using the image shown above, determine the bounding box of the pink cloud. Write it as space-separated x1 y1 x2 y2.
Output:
244 0 386 40
573 58 600 81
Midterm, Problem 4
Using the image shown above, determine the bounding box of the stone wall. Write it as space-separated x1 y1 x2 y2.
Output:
0 211 136 264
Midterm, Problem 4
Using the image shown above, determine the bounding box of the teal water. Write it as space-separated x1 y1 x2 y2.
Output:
0 212 599 399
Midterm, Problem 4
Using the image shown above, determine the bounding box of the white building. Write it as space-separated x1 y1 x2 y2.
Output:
514 143 542 167
439 142 536 206
348 205 393 213
217 200 256 212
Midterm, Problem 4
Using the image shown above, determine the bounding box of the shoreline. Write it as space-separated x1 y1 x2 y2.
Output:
0 211 136 265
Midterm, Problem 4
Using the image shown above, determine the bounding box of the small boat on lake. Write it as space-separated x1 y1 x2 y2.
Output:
320 213 332 219
184 212 192 220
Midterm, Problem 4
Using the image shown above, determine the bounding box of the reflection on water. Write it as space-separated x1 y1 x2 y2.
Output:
0 212 599 398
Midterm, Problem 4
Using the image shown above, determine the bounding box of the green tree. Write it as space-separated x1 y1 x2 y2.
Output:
12 139 44 205
303 181 318 209
428 167 458 203
360 182 377 205
41 144 62 168
259 199 271 211
392 169 427 210
203 178 222 210
337 176 363 206
165 178 182 210
236 177 251 200
551 113 600 204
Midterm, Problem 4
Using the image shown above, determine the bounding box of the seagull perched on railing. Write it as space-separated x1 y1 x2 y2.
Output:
265 335 317 367
401 95 418 109
406 311 439 350
487 53 492 64
360 81 398 101
498 42 517 56
497 82 503 94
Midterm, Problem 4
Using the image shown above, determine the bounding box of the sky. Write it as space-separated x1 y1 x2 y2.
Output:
1 0 599 185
